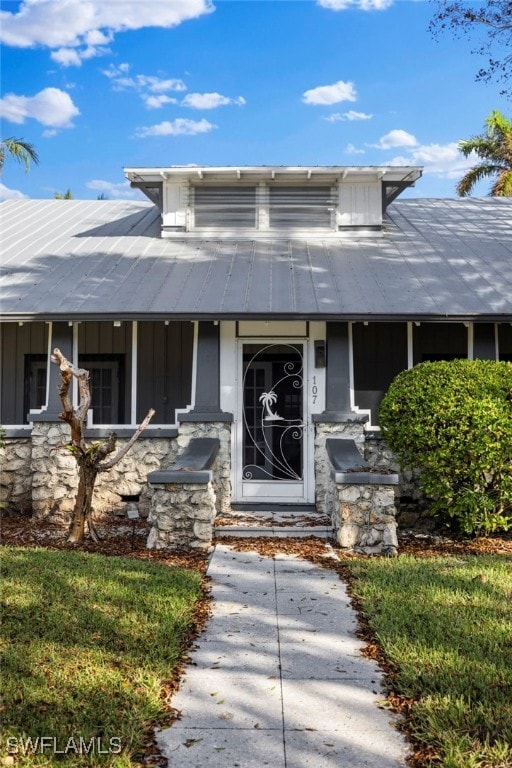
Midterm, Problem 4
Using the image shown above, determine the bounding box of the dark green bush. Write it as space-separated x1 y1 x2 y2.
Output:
379 359 512 535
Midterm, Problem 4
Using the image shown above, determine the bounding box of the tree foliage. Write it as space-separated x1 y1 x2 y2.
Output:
456 109 512 196
429 1 512 96
379 359 512 535
0 137 39 172
54 188 73 199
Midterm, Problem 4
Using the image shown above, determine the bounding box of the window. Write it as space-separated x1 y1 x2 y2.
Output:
25 354 125 424
85 358 122 424
24 355 47 416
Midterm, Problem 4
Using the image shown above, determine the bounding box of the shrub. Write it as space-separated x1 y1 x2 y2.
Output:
379 360 512 535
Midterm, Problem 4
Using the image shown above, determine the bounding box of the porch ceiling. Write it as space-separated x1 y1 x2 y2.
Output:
1 197 511 322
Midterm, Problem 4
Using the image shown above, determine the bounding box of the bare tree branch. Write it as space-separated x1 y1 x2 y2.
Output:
98 409 156 471
50 348 155 543
51 347 90 449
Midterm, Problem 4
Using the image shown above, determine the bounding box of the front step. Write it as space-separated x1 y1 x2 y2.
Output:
215 526 333 539
215 506 333 540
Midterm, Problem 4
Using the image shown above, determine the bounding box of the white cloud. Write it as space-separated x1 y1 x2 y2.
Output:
389 142 476 179
318 0 393 10
343 110 373 121
140 76 187 93
0 87 79 128
85 179 140 199
181 92 246 109
103 65 187 93
372 129 418 149
325 110 372 122
345 143 365 155
0 182 29 201
302 80 357 106
51 48 83 67
144 94 178 109
0 0 213 65
135 118 216 138
103 65 187 108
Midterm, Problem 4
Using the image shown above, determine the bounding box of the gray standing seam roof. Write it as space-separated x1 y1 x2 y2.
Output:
1 197 511 321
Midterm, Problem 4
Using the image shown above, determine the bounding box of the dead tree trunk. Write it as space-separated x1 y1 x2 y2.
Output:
51 348 155 544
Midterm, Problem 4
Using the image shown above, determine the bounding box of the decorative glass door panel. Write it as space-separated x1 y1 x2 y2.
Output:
239 343 306 500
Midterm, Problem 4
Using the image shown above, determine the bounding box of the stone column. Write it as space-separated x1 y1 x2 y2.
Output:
0 438 33 514
312 322 368 514
29 323 77 519
31 421 78 520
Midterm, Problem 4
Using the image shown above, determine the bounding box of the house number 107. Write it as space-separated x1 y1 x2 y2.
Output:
311 375 318 404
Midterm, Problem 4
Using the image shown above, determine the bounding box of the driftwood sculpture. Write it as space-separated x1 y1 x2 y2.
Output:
51 348 155 543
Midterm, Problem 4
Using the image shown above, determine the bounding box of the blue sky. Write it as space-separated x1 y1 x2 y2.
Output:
0 0 509 202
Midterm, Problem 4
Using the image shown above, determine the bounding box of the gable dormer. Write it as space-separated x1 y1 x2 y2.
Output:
124 165 422 238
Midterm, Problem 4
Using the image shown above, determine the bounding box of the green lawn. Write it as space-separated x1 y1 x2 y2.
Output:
347 554 512 768
0 547 204 766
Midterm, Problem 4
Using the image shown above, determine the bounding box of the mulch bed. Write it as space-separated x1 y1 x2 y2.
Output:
0 515 210 573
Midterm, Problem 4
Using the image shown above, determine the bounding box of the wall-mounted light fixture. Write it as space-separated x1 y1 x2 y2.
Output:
314 340 326 368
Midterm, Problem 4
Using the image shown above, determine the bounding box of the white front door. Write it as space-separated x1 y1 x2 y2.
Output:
234 340 310 502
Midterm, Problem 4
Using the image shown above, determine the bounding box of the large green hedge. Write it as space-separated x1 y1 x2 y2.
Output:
379 359 512 535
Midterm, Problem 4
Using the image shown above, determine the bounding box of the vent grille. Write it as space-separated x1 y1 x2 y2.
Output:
269 187 334 229
192 185 336 230
193 186 256 227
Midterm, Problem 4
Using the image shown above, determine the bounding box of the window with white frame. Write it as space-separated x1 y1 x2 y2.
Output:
25 354 125 424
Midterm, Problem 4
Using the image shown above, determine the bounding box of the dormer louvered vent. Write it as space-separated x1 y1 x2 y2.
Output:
192 184 335 229
194 186 257 227
269 187 334 229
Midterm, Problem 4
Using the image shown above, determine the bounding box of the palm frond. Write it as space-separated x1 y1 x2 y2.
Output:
457 110 512 196
491 169 512 196
0 137 39 172
456 163 504 197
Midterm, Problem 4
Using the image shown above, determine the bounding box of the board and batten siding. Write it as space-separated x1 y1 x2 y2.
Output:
499 324 512 360
78 321 132 424
137 321 194 424
352 322 408 424
0 322 49 425
412 323 468 365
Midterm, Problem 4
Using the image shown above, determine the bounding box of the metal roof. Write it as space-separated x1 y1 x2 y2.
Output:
124 164 422 182
1 197 511 322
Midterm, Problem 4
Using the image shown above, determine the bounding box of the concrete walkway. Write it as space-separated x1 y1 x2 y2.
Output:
156 544 409 768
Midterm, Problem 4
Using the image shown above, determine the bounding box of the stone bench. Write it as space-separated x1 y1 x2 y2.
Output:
325 438 399 555
146 438 220 551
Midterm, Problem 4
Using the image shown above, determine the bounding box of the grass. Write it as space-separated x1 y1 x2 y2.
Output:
347 554 512 768
0 546 204 766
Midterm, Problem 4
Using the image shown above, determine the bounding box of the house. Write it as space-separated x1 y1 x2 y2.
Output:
1 166 511 545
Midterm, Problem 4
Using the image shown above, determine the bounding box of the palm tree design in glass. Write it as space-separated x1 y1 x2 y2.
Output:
259 390 284 421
